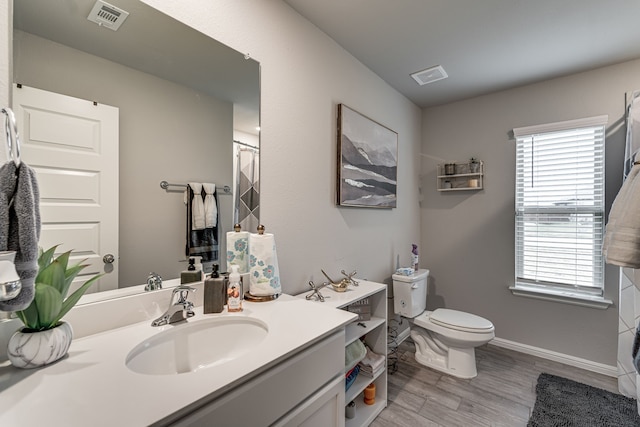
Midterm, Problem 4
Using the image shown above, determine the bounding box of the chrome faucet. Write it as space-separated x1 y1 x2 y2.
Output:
145 272 163 291
151 285 196 327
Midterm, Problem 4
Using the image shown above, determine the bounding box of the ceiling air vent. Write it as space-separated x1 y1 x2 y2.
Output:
410 65 448 86
87 0 130 31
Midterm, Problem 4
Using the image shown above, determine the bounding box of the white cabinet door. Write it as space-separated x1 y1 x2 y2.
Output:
275 375 345 427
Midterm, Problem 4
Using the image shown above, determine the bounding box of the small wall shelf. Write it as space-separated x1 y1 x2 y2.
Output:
437 160 484 191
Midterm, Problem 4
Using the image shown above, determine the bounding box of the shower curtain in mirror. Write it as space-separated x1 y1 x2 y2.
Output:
618 91 640 411
234 147 260 232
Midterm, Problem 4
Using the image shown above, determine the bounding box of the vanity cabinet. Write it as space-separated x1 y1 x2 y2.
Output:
437 160 484 191
166 330 345 427
301 280 388 427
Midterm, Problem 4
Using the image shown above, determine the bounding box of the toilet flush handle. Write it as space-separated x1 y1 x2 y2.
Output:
411 283 419 289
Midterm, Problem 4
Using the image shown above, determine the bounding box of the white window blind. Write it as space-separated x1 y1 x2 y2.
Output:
514 116 607 296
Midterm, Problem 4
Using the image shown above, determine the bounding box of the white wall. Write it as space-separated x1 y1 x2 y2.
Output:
421 59 640 366
136 0 422 294
0 1 421 293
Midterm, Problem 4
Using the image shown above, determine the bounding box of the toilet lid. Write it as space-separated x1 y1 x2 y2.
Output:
430 309 494 333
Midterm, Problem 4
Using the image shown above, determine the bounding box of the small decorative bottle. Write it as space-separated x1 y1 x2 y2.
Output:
227 264 243 312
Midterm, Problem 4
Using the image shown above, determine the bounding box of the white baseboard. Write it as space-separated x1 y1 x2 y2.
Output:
490 337 617 378
396 326 411 345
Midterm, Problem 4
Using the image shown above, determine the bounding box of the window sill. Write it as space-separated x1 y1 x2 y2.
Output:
508 285 612 309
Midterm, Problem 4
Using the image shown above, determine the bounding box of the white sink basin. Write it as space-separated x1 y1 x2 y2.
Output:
125 316 269 375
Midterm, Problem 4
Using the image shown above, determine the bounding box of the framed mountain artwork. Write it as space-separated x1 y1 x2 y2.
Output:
337 104 398 208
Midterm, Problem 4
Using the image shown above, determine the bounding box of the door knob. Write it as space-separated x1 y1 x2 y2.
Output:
103 254 115 264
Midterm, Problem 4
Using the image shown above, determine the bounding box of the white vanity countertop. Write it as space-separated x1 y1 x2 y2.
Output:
300 279 388 309
0 294 356 426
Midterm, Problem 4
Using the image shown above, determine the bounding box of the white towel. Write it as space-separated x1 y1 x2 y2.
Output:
604 164 640 267
203 183 217 228
188 183 205 230
359 363 385 378
603 164 640 249
226 229 249 274
359 347 385 372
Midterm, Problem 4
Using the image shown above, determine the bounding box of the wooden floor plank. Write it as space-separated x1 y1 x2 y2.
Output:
373 340 619 426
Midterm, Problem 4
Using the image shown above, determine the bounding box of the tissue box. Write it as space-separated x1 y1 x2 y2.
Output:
395 267 415 276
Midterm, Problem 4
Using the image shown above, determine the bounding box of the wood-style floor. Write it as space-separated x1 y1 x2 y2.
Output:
371 340 619 427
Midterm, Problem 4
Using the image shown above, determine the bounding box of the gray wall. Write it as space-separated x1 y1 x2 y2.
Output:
13 30 234 287
421 58 640 366
140 0 423 296
6 0 424 297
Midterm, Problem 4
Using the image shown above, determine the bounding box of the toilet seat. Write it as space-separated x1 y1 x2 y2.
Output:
419 309 494 333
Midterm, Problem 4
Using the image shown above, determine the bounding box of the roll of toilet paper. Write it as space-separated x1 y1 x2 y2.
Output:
226 231 249 274
249 232 281 296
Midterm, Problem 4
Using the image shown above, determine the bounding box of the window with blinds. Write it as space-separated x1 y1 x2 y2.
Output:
514 116 607 297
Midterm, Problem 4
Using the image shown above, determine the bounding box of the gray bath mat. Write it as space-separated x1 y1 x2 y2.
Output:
528 373 640 426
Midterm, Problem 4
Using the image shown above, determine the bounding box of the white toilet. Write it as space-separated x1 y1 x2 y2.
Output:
392 269 494 379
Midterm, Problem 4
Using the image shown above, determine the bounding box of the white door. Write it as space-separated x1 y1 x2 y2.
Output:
13 84 119 293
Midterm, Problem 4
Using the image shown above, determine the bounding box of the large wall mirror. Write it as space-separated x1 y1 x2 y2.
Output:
12 0 260 300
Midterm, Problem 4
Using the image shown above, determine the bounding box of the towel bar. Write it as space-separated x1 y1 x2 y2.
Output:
160 180 232 195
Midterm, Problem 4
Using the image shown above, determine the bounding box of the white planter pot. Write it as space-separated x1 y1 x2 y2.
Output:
7 321 73 369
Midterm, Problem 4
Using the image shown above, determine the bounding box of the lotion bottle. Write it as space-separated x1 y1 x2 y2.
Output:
227 264 243 312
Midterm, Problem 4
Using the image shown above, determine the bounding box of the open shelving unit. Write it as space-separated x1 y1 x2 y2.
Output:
437 160 484 191
300 280 387 427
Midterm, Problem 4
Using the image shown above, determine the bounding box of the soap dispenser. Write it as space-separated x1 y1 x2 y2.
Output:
204 263 226 314
181 257 201 284
192 256 204 281
227 264 243 312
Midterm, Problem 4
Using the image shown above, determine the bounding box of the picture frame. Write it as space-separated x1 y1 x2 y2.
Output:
336 104 398 208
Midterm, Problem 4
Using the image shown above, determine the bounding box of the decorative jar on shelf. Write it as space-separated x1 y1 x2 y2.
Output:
469 158 480 173
364 382 376 405
444 163 456 175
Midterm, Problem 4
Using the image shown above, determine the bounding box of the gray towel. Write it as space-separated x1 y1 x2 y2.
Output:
633 322 640 374
0 161 41 311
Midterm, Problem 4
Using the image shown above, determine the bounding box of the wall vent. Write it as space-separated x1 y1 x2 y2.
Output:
87 0 129 31
410 65 448 86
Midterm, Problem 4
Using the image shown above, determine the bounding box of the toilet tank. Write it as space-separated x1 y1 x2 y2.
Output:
392 269 429 318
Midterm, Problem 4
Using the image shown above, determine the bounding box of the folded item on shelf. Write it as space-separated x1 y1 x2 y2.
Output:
345 364 360 391
359 346 385 372
358 363 385 378
345 339 367 371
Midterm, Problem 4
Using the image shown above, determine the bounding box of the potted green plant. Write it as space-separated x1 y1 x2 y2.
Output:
7 245 101 369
